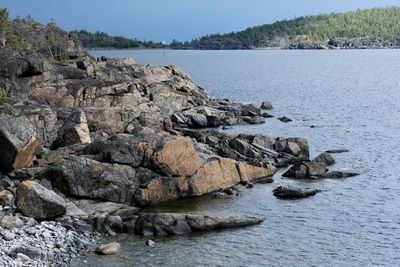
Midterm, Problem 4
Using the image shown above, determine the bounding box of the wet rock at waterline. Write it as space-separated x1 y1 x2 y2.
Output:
260 100 273 110
325 149 350 154
312 152 335 166
132 213 263 236
278 116 293 122
312 171 360 179
273 186 321 199
95 242 121 255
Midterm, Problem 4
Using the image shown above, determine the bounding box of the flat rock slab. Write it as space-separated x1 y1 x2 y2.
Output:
325 149 350 154
312 171 360 179
133 212 263 236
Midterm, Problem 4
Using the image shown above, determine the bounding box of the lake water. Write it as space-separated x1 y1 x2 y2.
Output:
73 49 400 266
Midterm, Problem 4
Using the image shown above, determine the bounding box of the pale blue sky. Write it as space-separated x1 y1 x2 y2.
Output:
2 0 400 42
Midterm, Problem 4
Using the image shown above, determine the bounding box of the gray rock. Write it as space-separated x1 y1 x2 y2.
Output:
261 112 274 118
134 212 263 236
37 156 139 205
312 171 360 179
0 190 14 207
16 253 31 262
278 116 293 123
190 114 208 128
282 163 308 179
145 239 155 247
312 152 335 166
16 180 66 219
304 161 327 176
52 110 91 149
260 101 273 110
273 186 320 199
0 115 40 171
1 230 16 241
325 149 350 154
0 216 24 229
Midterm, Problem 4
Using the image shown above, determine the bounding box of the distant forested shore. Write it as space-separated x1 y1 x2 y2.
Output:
75 7 400 50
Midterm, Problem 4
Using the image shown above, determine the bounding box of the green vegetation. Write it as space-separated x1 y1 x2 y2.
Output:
187 7 400 48
0 8 10 47
0 65 9 78
73 30 168 49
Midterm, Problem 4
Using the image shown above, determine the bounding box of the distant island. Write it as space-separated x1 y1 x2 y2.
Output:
181 7 400 49
75 7 400 50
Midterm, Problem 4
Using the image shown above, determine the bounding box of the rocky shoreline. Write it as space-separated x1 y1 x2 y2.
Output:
0 20 358 266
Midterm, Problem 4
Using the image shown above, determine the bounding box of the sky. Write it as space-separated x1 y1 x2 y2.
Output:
2 0 400 42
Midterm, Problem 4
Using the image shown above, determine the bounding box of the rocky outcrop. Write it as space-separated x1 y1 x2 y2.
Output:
132 212 263 236
16 180 66 219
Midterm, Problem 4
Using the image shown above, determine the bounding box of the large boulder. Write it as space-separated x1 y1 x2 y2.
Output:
37 156 139 204
0 116 40 171
52 110 91 149
16 180 66 219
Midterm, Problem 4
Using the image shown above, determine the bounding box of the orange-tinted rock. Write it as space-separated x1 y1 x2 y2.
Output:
237 162 276 182
189 157 241 196
152 137 202 177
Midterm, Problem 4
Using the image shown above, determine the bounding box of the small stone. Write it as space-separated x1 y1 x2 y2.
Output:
145 240 155 247
17 253 31 262
1 230 16 241
278 116 292 123
95 242 121 255
0 216 24 229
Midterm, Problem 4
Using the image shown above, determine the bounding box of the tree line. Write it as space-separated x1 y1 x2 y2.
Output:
73 30 168 49
185 7 400 48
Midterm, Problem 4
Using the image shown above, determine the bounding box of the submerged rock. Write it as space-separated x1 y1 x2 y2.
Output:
278 116 293 123
273 186 321 199
325 149 349 154
312 171 360 179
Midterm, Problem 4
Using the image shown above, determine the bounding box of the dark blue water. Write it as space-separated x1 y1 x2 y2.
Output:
74 49 400 266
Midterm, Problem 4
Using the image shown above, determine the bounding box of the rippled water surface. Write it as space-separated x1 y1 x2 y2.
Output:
74 50 400 266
